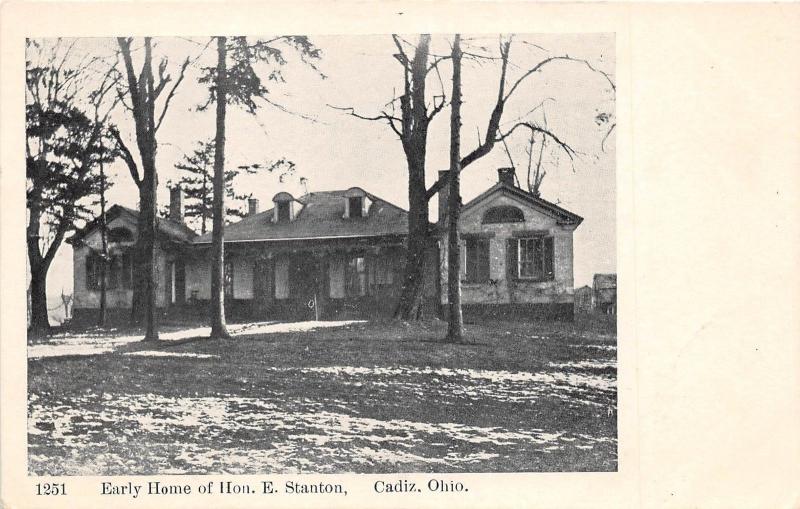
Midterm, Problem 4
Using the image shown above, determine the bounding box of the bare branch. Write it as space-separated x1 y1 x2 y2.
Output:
520 40 549 53
601 123 616 152
117 37 143 116
259 95 320 123
500 136 516 169
500 97 556 128
110 127 141 187
504 55 615 102
153 58 170 98
328 104 403 138
391 34 410 67
497 122 578 164
155 57 190 132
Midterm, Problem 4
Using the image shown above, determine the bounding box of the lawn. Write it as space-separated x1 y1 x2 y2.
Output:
27 316 617 474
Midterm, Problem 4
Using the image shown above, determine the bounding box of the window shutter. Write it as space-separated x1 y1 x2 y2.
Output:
506 238 518 281
107 255 118 290
465 240 474 283
544 236 554 279
86 255 94 290
479 239 490 283
122 252 133 289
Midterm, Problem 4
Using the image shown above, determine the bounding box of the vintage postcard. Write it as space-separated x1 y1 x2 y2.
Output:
1 2 798 509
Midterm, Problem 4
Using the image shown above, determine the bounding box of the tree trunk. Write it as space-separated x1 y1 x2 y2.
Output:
210 36 231 339
139 159 160 341
117 37 160 341
99 161 107 326
394 146 429 320
27 182 51 336
446 34 464 342
394 35 432 321
201 173 208 235
29 266 50 336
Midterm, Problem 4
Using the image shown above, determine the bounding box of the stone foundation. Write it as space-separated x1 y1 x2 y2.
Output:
444 303 575 322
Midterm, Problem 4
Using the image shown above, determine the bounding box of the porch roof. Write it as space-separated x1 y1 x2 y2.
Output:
192 190 410 244
67 204 197 245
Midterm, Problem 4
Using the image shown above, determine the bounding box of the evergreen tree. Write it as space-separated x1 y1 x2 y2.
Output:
172 139 297 232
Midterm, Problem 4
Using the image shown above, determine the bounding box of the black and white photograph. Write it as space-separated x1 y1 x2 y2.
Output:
25 33 617 476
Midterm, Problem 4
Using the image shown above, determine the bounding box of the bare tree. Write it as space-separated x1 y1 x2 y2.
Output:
445 34 464 342
199 36 322 339
113 37 190 341
331 34 448 319
334 36 614 322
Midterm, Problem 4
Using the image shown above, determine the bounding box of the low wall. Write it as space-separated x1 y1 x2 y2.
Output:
442 302 575 322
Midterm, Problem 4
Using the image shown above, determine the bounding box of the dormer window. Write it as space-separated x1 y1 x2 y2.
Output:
344 187 369 219
348 197 363 218
272 192 295 222
277 201 291 222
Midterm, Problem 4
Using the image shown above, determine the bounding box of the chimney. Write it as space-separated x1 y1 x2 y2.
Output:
438 170 450 227
248 198 259 216
498 167 516 187
169 186 183 222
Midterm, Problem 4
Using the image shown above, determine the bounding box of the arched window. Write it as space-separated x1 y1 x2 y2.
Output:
482 205 524 224
344 187 368 218
272 192 294 222
108 227 134 243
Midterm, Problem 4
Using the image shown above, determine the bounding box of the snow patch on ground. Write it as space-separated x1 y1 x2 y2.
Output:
265 365 616 403
124 351 217 359
567 344 617 352
28 320 364 359
548 360 616 370
29 390 585 474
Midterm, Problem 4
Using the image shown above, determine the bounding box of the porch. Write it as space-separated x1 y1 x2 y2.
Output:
177 237 439 322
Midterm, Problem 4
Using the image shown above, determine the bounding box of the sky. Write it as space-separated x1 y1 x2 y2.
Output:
38 33 615 305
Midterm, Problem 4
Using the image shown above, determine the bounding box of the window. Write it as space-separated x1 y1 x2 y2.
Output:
85 253 102 290
483 206 524 224
370 256 394 292
513 236 554 281
345 256 367 297
85 250 134 291
108 227 134 243
277 201 291 222
464 238 491 283
224 258 234 298
120 252 133 289
107 251 133 290
348 197 363 218
108 254 122 289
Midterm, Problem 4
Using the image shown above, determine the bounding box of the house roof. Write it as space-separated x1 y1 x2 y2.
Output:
192 190 410 244
67 204 197 245
461 182 583 226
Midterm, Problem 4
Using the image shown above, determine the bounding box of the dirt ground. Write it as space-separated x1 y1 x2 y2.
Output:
28 316 617 474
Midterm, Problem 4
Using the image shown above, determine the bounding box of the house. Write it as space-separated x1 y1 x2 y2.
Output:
574 285 593 313
438 168 583 321
593 273 617 315
69 169 583 325
68 186 439 325
67 194 197 325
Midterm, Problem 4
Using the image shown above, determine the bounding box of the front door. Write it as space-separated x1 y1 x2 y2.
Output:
253 258 273 319
289 258 320 320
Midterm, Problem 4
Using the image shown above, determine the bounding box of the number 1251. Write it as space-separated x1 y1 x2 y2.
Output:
36 483 66 496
